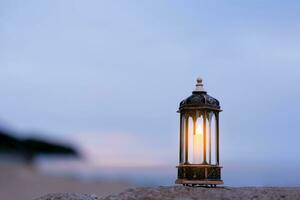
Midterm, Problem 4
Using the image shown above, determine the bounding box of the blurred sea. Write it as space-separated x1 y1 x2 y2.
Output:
35 156 300 187
35 156 175 186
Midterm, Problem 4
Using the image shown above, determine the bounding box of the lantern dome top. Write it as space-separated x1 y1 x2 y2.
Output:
179 77 221 111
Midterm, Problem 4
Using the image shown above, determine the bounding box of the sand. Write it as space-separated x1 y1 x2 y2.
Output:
0 163 132 200
36 186 300 200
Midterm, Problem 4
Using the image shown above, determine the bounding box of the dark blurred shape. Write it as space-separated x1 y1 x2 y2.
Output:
22 138 78 156
0 128 78 164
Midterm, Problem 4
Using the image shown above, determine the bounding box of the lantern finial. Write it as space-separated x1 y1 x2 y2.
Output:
194 77 205 92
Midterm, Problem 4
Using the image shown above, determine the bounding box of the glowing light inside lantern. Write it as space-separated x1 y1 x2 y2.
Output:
193 121 203 164
196 125 203 135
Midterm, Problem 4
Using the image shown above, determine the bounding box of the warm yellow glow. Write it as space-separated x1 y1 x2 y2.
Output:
196 125 203 135
193 122 203 163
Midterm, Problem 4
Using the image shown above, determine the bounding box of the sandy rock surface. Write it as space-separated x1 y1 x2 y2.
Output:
36 186 300 200
34 193 100 200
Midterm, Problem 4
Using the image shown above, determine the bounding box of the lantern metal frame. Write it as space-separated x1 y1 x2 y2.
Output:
175 78 223 187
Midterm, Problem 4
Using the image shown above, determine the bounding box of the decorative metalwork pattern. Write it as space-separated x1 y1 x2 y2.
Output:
177 166 221 181
207 167 221 180
179 91 220 110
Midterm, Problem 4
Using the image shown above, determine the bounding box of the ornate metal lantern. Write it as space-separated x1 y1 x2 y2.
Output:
176 77 223 187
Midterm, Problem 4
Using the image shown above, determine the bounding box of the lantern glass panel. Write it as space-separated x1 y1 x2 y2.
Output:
193 115 204 164
188 116 194 164
180 115 186 164
210 112 217 165
205 116 210 164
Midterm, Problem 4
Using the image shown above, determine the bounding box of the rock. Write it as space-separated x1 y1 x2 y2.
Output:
101 186 300 200
33 193 100 200
35 186 300 200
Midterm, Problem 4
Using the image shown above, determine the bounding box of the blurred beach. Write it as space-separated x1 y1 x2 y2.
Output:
3 155 300 200
0 154 175 200
0 161 132 200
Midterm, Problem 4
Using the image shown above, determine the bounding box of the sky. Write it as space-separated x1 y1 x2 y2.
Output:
1 0 300 186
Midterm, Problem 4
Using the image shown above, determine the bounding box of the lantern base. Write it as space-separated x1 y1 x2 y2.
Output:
176 164 223 186
175 179 223 186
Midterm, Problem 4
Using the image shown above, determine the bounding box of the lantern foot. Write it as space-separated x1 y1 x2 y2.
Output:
176 179 223 187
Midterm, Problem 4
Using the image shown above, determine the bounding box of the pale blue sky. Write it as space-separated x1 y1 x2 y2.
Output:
1 0 300 185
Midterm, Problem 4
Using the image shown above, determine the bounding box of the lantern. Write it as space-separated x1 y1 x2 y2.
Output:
175 77 223 187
